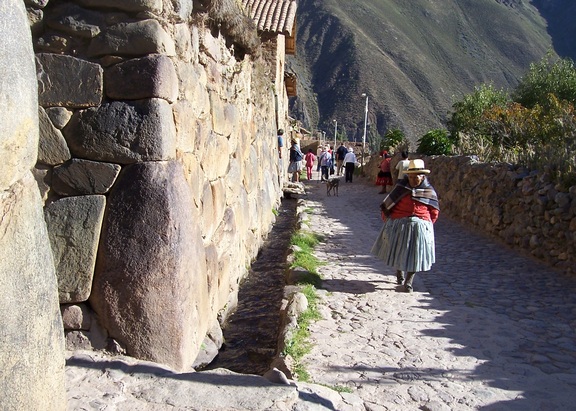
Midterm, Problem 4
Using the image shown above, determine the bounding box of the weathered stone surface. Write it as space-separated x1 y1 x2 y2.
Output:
423 155 576 275
38 106 71 166
77 0 162 14
173 23 193 62
46 3 104 38
90 161 209 371
32 164 52 202
52 158 121 195
63 98 176 164
61 303 92 330
36 53 103 108
45 106 73 129
1 3 66 409
65 331 93 350
169 0 193 21
105 54 178 102
27 7 44 34
36 32 70 53
88 19 176 57
25 0 49 7
0 173 66 411
45 195 106 303
0 1 39 190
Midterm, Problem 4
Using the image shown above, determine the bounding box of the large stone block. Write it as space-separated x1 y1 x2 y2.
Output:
90 161 209 371
36 53 103 108
63 98 176 164
77 0 162 14
105 54 178 103
88 19 176 57
37 106 71 166
52 159 121 196
0 1 39 190
44 195 106 303
0 173 66 410
45 3 105 38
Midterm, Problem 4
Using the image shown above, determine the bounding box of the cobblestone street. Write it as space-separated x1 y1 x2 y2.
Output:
300 174 576 410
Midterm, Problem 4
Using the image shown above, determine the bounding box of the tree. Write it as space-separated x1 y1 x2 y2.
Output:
448 83 509 139
416 129 453 156
380 129 405 152
513 54 576 109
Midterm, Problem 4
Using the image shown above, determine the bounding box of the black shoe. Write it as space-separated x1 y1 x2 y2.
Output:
403 285 413 293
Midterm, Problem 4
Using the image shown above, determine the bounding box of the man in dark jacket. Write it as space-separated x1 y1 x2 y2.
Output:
335 143 348 176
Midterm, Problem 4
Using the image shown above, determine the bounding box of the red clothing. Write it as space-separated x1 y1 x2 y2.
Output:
380 158 391 172
390 195 439 223
305 152 316 167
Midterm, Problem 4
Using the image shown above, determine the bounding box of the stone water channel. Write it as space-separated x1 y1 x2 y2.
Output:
204 197 299 375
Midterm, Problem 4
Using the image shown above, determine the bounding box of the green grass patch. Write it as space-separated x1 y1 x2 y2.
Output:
290 231 324 287
272 208 279 216
282 284 322 382
321 384 354 394
291 231 321 251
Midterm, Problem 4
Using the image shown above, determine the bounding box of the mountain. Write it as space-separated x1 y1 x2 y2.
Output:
288 0 574 146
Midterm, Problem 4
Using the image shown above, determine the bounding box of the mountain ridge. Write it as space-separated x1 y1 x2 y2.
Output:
289 0 572 146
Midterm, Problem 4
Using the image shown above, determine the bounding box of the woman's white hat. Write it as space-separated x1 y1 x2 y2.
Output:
405 159 430 174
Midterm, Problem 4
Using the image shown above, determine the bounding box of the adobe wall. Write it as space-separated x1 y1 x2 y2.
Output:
27 0 287 372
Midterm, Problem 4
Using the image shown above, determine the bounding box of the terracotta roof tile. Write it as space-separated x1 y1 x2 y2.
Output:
241 0 297 36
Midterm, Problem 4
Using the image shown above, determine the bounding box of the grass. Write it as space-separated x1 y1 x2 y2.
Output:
282 229 326 381
290 231 324 287
282 284 322 382
321 384 354 393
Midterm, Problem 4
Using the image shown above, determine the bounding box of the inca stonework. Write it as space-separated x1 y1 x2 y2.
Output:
2 0 295 406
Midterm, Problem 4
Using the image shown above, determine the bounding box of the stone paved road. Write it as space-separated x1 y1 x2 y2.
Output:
300 174 576 411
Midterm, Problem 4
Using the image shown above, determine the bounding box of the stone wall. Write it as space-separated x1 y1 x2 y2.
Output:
26 0 288 372
427 156 576 275
366 154 576 275
0 0 66 409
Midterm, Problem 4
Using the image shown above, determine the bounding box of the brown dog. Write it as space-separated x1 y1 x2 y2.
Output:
326 177 339 196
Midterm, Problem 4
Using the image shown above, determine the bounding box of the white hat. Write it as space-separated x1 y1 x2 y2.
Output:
405 159 430 174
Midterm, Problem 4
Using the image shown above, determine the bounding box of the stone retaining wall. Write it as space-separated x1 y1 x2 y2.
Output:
366 154 576 275
25 0 288 373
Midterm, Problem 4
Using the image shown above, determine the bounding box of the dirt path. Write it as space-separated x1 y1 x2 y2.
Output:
300 174 576 410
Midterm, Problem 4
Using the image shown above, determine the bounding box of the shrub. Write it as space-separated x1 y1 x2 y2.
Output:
513 53 576 109
416 129 453 155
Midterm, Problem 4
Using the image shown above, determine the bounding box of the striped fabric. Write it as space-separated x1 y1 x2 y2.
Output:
371 216 435 272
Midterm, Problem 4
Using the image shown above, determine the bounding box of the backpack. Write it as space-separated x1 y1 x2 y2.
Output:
321 152 332 167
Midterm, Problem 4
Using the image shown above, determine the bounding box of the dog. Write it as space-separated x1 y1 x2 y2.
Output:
326 177 340 196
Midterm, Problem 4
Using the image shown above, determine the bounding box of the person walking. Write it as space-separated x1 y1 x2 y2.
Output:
395 151 410 182
376 152 393 193
371 159 440 293
335 143 348 176
287 138 304 182
319 146 332 182
343 147 357 183
304 148 317 181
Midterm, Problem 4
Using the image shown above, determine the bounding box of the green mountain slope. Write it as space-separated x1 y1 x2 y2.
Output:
289 0 555 145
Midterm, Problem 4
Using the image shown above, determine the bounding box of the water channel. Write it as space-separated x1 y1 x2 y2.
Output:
204 197 299 375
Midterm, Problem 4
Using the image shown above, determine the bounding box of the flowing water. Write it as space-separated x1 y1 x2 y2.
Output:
204 197 299 375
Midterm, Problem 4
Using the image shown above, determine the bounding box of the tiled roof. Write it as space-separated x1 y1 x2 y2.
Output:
241 0 297 36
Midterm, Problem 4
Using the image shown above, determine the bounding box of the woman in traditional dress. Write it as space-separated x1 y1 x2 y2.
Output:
371 159 440 293
376 151 393 193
